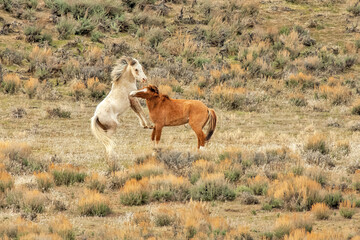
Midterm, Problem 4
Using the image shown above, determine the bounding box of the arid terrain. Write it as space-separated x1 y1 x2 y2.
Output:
0 0 360 239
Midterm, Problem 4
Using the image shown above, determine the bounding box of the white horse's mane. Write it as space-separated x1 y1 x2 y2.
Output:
111 56 138 83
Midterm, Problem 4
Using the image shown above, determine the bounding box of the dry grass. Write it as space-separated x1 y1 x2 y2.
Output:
339 200 356 219
70 80 86 101
34 172 54 192
0 217 41 239
85 172 107 193
49 215 75 240
268 174 323 211
305 133 329 155
24 77 39 99
318 84 352 105
78 189 111 216
287 72 314 89
23 189 46 213
211 86 247 110
0 170 13 192
1 73 21 94
28 46 56 74
274 213 313 239
311 203 331 220
87 77 106 100
120 178 150 206
284 228 350 240
247 175 269 195
85 46 102 65
0 141 32 166
49 163 86 186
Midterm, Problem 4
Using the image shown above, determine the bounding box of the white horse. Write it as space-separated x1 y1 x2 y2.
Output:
91 56 152 160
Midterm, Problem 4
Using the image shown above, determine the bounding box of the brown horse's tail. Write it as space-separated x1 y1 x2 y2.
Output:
205 108 217 142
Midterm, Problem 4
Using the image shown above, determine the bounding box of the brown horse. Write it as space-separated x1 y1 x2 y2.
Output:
130 85 217 149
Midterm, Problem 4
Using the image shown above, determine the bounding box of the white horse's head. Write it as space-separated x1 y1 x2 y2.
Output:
128 58 147 83
111 56 147 83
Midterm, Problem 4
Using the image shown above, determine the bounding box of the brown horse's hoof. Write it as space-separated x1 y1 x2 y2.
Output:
145 125 154 129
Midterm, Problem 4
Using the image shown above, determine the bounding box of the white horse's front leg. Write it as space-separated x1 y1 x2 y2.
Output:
129 96 153 128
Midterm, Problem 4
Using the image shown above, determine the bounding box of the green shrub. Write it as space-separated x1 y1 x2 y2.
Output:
279 26 290 35
24 26 52 43
78 190 111 217
51 165 86 186
154 213 174 227
262 198 283 211
324 192 343 209
56 18 75 40
172 85 183 94
1 0 13 12
26 0 38 9
120 191 149 206
87 178 106 193
353 181 360 192
75 18 95 35
339 200 355 219
6 189 23 210
354 199 360 208
79 202 111 216
248 177 268 196
355 40 360 50
146 27 167 48
347 4 360 16
292 165 304 176
193 57 210 69
0 48 24 65
44 0 72 15
47 107 71 118
290 95 307 107
224 169 242 183
91 31 104 43
236 185 253 194
190 174 236 201
151 190 173 202
351 104 360 115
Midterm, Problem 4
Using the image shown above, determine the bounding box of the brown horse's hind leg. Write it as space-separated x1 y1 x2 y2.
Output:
189 115 207 149
190 125 206 149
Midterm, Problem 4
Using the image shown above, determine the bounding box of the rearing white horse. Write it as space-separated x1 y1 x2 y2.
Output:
91 56 152 160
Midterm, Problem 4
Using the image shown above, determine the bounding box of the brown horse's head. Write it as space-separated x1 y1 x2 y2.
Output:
130 85 159 99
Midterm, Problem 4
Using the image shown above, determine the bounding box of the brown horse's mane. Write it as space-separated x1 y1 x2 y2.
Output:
160 94 170 101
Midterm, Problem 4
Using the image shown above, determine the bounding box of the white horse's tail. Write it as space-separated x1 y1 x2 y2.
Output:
91 116 115 156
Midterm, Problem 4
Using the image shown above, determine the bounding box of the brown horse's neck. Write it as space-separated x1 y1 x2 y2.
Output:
146 94 169 111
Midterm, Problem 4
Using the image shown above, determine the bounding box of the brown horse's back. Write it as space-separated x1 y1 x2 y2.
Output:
156 98 208 127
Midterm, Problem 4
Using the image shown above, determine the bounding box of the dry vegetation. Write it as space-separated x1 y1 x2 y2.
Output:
0 0 360 239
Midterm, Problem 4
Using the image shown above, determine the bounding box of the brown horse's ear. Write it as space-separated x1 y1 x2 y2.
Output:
149 85 159 94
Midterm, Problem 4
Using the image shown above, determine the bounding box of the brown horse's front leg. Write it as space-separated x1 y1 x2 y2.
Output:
129 96 153 128
151 127 156 142
154 124 163 147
